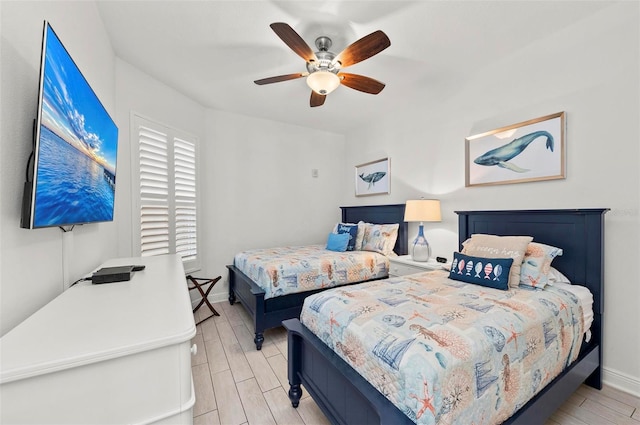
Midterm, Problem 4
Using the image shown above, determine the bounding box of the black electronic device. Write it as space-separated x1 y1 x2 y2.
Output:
436 256 448 263
91 266 134 284
132 265 146 272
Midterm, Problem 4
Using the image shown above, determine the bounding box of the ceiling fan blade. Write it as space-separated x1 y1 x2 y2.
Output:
339 73 385 94
310 91 326 107
333 30 390 68
254 73 307 85
270 22 318 63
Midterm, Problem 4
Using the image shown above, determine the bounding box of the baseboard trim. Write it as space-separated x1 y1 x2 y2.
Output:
603 366 640 397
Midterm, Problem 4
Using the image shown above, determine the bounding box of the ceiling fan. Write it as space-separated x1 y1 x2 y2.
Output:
254 22 391 107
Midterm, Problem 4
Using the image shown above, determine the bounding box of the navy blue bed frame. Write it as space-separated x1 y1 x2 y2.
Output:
284 208 608 424
227 204 408 349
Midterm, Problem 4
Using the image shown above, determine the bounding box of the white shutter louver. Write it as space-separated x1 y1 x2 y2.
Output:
174 137 197 262
139 125 170 257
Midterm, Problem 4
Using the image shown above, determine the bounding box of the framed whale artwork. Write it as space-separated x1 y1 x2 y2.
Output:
465 111 565 187
355 157 390 196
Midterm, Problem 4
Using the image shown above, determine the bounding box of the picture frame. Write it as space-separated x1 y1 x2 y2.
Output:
355 157 390 196
465 112 565 187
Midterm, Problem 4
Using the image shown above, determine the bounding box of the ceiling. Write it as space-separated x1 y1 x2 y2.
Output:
96 1 612 134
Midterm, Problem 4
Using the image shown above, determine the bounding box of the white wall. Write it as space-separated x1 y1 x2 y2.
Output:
115 60 346 303
0 1 118 335
113 58 206 260
203 110 346 301
342 3 640 394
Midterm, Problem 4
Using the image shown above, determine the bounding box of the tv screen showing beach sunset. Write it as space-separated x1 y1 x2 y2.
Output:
32 24 118 228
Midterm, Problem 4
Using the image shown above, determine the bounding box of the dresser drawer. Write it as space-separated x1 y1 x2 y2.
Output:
388 256 443 277
390 262 429 277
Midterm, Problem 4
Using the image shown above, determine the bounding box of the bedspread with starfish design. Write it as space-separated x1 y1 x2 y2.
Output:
299 269 586 425
234 245 389 299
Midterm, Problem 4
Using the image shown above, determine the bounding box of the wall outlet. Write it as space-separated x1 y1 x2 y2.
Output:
311 169 319 178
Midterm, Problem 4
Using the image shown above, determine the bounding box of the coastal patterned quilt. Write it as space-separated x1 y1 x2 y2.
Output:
300 270 586 425
234 245 389 299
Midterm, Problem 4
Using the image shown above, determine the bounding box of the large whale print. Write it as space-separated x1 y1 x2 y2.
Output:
473 131 554 173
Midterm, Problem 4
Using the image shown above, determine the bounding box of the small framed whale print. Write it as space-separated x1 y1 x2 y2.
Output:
465 112 565 187
355 157 390 196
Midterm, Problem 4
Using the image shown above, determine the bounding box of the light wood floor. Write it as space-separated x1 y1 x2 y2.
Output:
191 302 640 425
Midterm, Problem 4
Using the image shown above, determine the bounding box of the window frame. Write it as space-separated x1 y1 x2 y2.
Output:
130 113 201 273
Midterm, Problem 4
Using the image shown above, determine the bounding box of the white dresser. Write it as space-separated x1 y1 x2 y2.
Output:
0 254 196 424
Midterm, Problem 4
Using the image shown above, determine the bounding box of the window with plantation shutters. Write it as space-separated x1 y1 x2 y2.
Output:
132 115 200 272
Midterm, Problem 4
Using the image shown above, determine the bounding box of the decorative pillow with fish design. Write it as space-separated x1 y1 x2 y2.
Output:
519 242 563 288
360 223 399 256
461 234 532 288
333 222 359 251
448 252 513 290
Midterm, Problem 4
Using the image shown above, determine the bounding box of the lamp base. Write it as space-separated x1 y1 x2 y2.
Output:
410 224 432 262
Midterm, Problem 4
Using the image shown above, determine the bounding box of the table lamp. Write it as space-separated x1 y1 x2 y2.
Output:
404 199 441 262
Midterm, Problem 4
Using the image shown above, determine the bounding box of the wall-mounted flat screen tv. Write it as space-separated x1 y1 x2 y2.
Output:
21 21 119 229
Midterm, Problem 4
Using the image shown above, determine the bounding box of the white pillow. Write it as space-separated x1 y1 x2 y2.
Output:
547 267 571 284
355 221 367 250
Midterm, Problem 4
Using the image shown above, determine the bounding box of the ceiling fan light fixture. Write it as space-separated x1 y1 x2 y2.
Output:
306 71 340 95
257 23 391 106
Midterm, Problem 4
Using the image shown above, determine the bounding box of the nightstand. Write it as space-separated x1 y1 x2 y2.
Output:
388 255 446 277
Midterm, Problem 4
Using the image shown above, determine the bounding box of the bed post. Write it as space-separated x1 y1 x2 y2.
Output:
284 319 303 407
253 291 266 350
583 209 608 390
254 331 265 351
228 268 236 305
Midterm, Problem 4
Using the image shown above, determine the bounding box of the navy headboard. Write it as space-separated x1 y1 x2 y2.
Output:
340 204 408 256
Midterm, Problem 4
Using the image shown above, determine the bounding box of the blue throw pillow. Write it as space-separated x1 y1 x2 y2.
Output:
335 223 359 251
326 232 350 252
448 252 513 291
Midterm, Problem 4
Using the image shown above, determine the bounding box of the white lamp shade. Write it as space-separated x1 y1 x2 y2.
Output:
306 71 340 95
404 199 442 222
